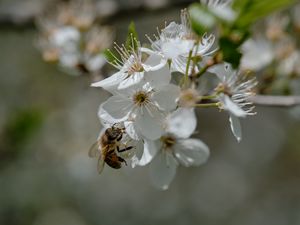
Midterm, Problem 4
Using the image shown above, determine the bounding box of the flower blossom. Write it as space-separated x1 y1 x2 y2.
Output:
91 43 167 90
144 9 216 74
200 0 236 22
36 0 113 76
210 63 257 142
98 80 180 140
138 108 209 190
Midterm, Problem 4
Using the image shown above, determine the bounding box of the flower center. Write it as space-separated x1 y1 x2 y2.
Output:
128 62 144 75
178 88 199 107
160 135 176 150
216 83 232 97
133 91 150 106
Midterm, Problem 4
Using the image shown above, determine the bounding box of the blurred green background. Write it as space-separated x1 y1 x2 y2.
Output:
0 1 300 225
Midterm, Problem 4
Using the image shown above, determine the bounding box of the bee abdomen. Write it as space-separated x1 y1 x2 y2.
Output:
105 154 122 169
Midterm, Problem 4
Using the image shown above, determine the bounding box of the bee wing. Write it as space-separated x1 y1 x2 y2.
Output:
88 141 100 158
97 156 105 174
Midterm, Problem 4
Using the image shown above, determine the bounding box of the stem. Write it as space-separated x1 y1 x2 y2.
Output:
193 103 220 108
194 60 217 79
183 50 193 88
250 95 300 107
199 94 218 100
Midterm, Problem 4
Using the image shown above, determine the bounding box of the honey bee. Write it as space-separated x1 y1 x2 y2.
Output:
89 125 133 173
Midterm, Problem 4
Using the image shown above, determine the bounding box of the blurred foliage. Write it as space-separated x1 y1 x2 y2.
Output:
232 0 295 28
189 5 216 35
0 109 44 168
125 21 139 52
189 0 296 68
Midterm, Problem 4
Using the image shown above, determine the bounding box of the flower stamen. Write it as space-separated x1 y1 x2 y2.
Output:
133 91 150 107
161 135 176 151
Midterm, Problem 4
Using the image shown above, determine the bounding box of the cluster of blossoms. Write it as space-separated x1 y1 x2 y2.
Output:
36 0 113 77
241 2 300 95
91 7 257 189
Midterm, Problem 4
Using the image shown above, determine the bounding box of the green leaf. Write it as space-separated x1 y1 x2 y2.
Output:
188 3 217 36
125 21 139 52
103 48 118 65
233 0 296 28
219 37 242 69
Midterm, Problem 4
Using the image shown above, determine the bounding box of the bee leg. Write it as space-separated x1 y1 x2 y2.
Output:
118 156 127 166
117 146 133 152
116 134 123 141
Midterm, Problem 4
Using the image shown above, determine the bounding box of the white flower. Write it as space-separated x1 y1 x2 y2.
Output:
139 108 209 190
49 26 80 49
98 81 180 140
91 45 167 90
64 0 97 30
200 0 236 22
210 63 257 142
83 26 114 72
277 50 300 76
46 26 81 70
144 9 216 74
36 0 113 76
241 37 274 71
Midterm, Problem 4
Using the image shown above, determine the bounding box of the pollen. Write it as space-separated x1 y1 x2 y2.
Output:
215 83 232 97
128 61 144 75
161 135 176 150
178 88 199 107
133 91 150 106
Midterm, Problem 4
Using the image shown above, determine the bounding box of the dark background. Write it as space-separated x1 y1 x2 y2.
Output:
0 0 300 225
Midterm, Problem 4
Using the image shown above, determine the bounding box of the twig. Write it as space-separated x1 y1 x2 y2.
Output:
250 95 300 107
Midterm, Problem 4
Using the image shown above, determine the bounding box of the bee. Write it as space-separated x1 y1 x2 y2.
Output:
89 125 133 173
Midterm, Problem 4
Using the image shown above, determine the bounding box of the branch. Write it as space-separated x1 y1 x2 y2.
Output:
250 95 300 107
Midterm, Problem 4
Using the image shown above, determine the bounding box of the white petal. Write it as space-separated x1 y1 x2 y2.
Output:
118 72 144 89
134 140 144 160
149 151 178 190
50 26 80 47
175 138 210 167
59 50 79 68
101 96 133 120
138 139 160 166
229 114 242 142
210 7 237 22
135 107 165 140
130 140 145 168
208 63 232 82
161 22 181 38
142 50 167 72
98 105 122 125
170 57 187 74
166 108 197 139
222 95 247 118
86 55 106 72
91 71 126 91
195 34 216 56
152 84 180 112
124 120 141 140
161 39 192 59
241 38 273 71
140 47 156 55
144 64 171 88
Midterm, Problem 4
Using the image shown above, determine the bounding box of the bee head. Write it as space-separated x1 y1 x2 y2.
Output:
106 126 124 141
